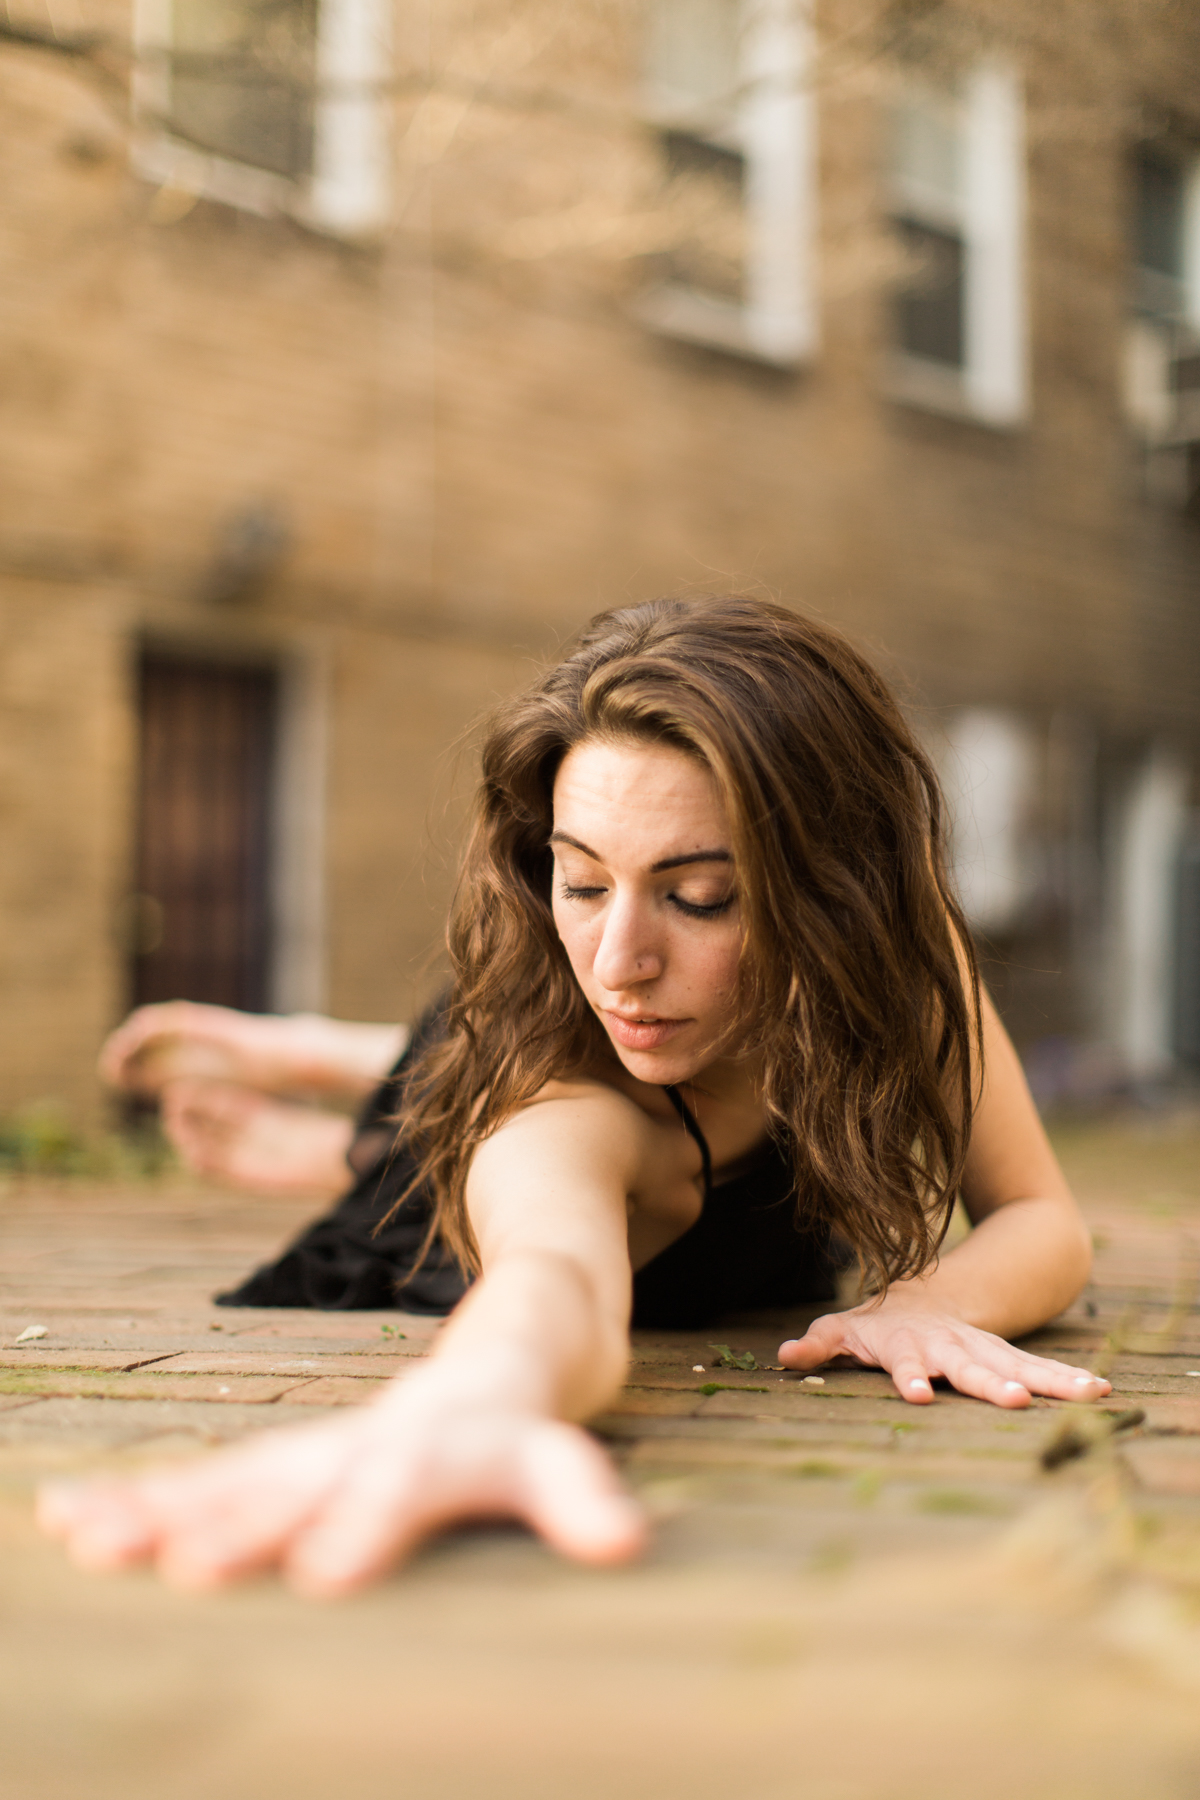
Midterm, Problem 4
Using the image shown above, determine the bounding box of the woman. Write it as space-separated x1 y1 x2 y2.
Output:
40 595 1108 1594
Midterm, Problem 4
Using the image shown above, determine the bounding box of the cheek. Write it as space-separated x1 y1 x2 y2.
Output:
679 927 743 1004
551 899 594 977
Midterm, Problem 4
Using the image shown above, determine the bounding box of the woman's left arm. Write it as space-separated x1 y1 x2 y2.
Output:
779 989 1111 1408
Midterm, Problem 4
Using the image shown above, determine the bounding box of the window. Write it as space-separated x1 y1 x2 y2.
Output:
132 0 390 236
637 0 816 367
890 85 963 370
931 709 1036 936
1123 143 1200 457
167 0 317 181
887 63 1027 427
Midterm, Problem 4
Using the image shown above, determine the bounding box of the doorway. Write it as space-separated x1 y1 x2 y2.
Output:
131 652 279 1012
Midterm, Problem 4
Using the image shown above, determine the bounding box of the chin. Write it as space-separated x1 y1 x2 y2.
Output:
612 1042 709 1087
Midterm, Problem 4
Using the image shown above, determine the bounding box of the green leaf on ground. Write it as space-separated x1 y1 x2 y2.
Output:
708 1343 759 1371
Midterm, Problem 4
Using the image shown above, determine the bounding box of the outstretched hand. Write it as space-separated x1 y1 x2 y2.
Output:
37 1380 645 1596
778 1297 1111 1408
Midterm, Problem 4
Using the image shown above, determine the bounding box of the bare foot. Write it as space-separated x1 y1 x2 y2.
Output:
161 1078 356 1199
99 1003 406 1105
37 1380 645 1595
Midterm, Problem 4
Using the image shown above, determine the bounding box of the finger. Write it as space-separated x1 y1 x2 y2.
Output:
886 1358 936 1404
932 1348 1032 1409
36 1479 89 1539
518 1422 645 1566
778 1314 848 1370
286 1421 645 1597
37 1481 159 1570
146 1426 356 1589
282 1443 440 1596
42 1423 352 1590
1007 1358 1111 1403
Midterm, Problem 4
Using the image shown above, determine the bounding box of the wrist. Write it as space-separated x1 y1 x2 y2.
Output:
375 1341 556 1425
860 1281 969 1325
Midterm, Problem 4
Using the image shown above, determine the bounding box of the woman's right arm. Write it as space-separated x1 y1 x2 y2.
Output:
38 1086 649 1592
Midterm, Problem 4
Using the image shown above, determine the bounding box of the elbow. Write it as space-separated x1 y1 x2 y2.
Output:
1061 1208 1094 1303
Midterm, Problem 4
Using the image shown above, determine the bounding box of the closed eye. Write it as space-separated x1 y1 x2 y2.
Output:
669 893 735 918
558 883 735 917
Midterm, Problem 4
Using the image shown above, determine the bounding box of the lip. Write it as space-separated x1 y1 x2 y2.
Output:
603 1011 690 1052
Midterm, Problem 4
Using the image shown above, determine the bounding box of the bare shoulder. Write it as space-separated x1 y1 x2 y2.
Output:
477 1074 674 1185
516 1076 662 1142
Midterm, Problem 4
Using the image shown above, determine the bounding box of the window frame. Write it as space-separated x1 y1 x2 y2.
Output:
636 0 818 369
1123 141 1200 453
131 0 391 238
885 59 1028 430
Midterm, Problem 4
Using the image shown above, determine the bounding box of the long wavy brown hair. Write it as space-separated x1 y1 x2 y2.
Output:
394 594 981 1295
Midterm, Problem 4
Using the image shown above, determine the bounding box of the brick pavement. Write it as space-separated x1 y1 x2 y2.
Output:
1 1116 1199 1800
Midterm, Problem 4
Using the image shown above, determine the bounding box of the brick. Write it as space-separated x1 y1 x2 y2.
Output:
159 1352 413 1379
0 1369 307 1404
278 1376 390 1406
1119 1439 1200 1496
608 1390 704 1418
0 1351 174 1373
1138 1397 1200 1434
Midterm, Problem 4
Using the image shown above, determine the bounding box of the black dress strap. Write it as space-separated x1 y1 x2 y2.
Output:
663 1085 713 1202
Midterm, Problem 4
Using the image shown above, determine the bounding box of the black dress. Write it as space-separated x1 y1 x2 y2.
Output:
216 1002 839 1327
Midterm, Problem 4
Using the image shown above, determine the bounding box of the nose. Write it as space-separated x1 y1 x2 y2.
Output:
592 893 664 993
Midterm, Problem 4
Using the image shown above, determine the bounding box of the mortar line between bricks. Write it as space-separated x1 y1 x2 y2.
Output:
120 1354 186 1373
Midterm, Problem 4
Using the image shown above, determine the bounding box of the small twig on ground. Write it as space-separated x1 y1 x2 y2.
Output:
1040 1406 1146 1471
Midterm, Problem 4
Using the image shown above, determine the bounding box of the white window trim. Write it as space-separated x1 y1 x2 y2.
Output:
1185 161 1200 336
887 58 1028 429
1178 160 1200 452
926 708 1038 936
1105 747 1189 1080
1125 149 1200 457
636 0 818 369
131 0 391 239
271 645 329 1013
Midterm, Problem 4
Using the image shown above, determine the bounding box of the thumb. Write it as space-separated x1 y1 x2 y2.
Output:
518 1422 646 1566
778 1313 846 1371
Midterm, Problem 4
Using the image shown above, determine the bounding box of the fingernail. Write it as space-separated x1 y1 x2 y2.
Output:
1072 1375 1097 1386
908 1378 930 1393
1003 1381 1026 1393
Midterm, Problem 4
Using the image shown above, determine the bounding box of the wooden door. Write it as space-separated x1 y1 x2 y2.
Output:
131 655 278 1012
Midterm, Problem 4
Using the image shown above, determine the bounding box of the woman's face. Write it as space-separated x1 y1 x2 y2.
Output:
550 736 743 1087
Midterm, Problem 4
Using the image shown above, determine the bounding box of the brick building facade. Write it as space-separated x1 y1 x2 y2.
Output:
1 0 1199 1123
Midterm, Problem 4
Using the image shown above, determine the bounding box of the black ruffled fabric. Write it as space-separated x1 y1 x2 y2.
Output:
215 999 468 1314
216 998 840 1325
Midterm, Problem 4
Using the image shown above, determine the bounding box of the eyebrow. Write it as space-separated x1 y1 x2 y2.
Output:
549 830 732 874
